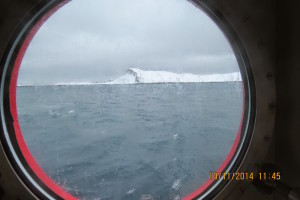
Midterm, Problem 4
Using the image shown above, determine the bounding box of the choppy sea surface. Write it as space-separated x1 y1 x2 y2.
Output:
17 83 243 200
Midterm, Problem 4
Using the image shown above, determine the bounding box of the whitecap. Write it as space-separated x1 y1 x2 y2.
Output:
172 178 182 190
174 195 181 200
173 134 178 140
126 189 136 194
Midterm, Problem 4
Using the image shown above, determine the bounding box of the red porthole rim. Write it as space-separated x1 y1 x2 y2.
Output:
0 0 256 199
0 1 77 199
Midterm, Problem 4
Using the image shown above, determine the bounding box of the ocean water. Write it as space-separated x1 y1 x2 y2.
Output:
16 83 243 200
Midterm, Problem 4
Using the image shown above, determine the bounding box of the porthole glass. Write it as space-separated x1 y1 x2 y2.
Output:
2 0 248 199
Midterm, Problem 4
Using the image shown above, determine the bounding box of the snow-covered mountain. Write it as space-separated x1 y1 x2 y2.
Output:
106 68 242 84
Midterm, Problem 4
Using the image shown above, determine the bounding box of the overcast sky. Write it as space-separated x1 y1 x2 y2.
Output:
18 0 239 85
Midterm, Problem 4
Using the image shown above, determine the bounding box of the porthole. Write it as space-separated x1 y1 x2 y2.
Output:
0 0 255 200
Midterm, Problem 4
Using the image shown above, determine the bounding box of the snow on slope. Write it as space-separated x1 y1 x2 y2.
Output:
17 68 241 86
106 68 242 84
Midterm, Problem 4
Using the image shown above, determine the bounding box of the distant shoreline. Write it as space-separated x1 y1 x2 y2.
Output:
17 81 242 87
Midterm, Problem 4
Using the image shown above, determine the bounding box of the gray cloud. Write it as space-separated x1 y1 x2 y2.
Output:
18 0 239 85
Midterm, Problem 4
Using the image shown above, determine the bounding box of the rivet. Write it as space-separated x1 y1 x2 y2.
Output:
257 41 264 48
266 72 273 80
243 16 249 23
264 135 270 142
269 102 275 110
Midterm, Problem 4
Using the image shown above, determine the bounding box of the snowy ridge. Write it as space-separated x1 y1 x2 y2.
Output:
17 68 241 86
106 68 242 84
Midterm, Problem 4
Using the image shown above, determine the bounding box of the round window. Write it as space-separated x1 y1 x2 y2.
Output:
0 0 254 199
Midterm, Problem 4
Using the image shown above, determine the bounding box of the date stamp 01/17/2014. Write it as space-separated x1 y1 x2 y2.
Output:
209 171 281 181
